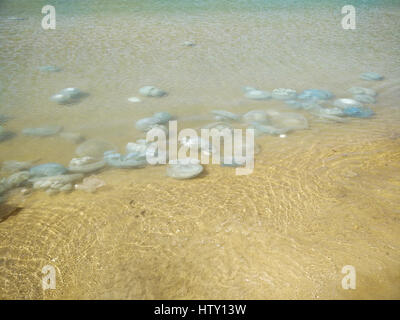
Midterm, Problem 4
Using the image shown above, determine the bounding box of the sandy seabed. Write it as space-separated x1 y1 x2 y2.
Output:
1 122 399 299
0 1 400 299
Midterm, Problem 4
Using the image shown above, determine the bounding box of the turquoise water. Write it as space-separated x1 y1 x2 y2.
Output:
1 0 400 15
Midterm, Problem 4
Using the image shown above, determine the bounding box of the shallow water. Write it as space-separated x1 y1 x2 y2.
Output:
0 0 399 299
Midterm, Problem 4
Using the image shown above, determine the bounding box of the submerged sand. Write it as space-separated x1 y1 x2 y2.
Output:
1 123 399 299
0 1 399 299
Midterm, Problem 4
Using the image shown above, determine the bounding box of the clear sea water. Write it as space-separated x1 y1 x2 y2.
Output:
0 0 399 299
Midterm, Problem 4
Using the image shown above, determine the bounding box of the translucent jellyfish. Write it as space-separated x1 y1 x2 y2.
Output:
297 89 333 100
59 183 73 192
2 160 33 173
50 93 72 104
104 151 146 169
0 181 8 196
244 89 271 100
271 112 308 132
148 124 169 137
252 111 308 135
75 176 105 193
348 87 377 97
5 171 30 189
128 97 141 103
38 65 61 72
166 158 203 180
309 106 348 122
135 117 162 132
271 88 297 100
30 174 84 189
126 140 167 164
333 98 363 109
68 157 106 173
139 86 166 97
51 88 85 104
29 163 67 177
285 100 303 109
126 142 148 156
342 107 374 118
179 136 216 156
313 106 344 116
298 101 322 111
353 94 376 104
60 87 82 98
242 110 269 124
211 110 241 122
360 72 384 81
153 112 173 123
242 86 257 92
183 41 196 47
22 125 63 137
